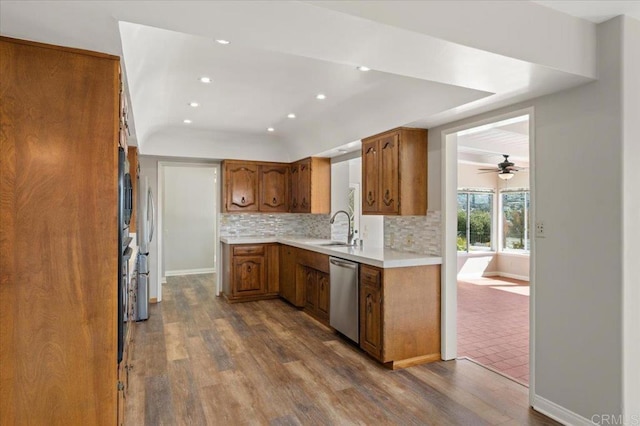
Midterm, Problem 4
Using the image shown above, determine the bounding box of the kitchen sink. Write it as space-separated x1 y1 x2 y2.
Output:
317 242 351 247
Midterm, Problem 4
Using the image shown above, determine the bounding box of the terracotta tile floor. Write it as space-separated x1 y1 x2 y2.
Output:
457 276 530 384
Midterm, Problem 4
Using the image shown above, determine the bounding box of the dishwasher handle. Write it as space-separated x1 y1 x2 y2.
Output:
329 258 358 269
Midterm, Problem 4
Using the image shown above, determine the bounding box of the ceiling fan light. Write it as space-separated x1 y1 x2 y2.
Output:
499 172 515 180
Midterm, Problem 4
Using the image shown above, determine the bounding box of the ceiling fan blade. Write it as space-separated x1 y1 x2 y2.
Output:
477 171 498 174
478 168 500 171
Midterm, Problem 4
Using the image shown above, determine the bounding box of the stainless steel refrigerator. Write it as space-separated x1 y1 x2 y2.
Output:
136 175 155 321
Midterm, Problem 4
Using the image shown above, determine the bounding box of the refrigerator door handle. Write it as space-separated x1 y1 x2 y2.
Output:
148 189 155 243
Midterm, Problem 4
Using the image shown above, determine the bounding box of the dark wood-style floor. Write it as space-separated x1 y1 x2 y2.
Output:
125 274 557 425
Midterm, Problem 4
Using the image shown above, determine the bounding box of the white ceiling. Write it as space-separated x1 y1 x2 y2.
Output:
1 1 635 161
458 115 530 168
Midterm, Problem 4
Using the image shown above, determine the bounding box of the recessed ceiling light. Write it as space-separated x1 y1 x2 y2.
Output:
183 119 192 124
216 39 230 45
287 113 296 119
189 102 199 107
357 66 371 72
316 93 326 100
199 77 212 83
267 127 275 132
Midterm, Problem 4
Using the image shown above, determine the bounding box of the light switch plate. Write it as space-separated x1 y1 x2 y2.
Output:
535 221 545 238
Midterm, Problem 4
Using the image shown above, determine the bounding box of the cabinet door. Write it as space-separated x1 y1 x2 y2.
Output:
266 244 280 294
379 133 399 214
317 271 330 319
297 159 311 213
304 267 318 311
360 265 383 360
290 165 299 212
362 139 379 213
259 164 289 212
233 256 265 296
226 162 258 212
279 245 297 304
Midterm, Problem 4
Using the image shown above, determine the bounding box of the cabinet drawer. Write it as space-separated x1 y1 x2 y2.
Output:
233 245 265 256
361 265 381 289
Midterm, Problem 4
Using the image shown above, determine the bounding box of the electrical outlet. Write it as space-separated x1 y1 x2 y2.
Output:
406 235 414 246
535 221 545 238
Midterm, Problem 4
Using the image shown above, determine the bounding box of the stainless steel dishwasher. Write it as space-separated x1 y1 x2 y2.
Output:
329 257 359 343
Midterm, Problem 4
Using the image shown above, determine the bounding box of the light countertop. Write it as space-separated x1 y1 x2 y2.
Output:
220 236 442 269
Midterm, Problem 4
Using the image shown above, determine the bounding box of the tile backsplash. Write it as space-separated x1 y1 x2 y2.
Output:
220 213 331 239
384 211 441 256
221 210 442 256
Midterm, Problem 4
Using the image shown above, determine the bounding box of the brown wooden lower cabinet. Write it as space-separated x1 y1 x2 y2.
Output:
279 244 303 306
302 266 330 324
222 243 279 302
359 264 441 369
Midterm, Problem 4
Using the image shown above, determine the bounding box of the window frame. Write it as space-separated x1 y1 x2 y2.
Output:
457 189 495 253
500 189 531 253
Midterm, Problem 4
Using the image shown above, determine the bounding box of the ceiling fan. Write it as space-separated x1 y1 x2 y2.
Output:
478 154 523 180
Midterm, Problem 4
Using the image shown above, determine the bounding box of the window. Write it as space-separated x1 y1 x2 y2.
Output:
501 191 530 252
457 191 493 252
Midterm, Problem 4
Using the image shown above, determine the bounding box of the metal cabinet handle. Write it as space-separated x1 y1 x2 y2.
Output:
272 197 277 205
241 196 246 204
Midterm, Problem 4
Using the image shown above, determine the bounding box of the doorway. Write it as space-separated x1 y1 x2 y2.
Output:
157 162 218 299
442 108 535 397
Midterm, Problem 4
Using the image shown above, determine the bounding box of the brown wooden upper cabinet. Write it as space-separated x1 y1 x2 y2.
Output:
223 161 259 212
362 127 428 216
259 163 289 212
290 157 331 214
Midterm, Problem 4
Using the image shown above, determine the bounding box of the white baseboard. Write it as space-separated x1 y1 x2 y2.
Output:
532 394 592 426
499 272 530 282
165 268 216 277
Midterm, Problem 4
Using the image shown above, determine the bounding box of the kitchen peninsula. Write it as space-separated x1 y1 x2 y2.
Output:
221 237 442 369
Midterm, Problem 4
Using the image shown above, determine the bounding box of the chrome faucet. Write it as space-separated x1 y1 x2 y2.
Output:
330 210 355 245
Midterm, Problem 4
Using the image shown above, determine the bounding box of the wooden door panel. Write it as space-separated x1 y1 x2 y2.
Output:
297 160 311 213
290 165 299 212
233 256 265 295
360 284 382 359
379 134 399 214
279 245 301 305
362 139 379 213
304 268 317 310
266 244 280 294
226 163 258 212
1 38 119 424
259 164 289 212
317 272 330 318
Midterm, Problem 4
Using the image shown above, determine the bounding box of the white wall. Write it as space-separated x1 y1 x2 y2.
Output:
457 162 498 188
163 165 216 275
330 161 350 241
622 15 640 421
431 16 636 422
348 157 384 247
